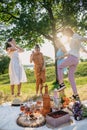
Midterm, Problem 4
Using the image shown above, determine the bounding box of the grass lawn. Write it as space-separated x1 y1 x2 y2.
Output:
0 75 87 104
0 64 87 104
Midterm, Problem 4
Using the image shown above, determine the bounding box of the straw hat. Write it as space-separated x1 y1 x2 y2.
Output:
12 98 22 106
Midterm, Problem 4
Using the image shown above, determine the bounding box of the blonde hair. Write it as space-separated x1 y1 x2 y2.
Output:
62 27 74 37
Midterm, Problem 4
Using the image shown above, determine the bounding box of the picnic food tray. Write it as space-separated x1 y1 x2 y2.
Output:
17 114 46 127
46 110 70 127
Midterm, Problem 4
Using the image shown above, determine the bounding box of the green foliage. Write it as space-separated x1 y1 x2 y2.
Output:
0 55 10 74
82 106 87 117
0 73 10 85
0 0 87 80
46 66 55 82
75 62 87 77
25 65 56 83
0 61 87 84
0 0 87 48
0 62 87 103
25 69 36 83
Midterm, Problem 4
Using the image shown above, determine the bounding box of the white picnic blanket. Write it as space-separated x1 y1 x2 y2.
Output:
0 101 87 130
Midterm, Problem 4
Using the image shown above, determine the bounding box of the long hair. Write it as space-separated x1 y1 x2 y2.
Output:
5 38 13 50
62 28 74 37
7 38 13 42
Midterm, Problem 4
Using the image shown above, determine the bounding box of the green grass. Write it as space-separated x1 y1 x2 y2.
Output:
0 62 87 104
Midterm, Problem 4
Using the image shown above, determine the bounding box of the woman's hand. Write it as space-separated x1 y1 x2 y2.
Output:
56 57 61 60
7 47 11 52
15 46 24 52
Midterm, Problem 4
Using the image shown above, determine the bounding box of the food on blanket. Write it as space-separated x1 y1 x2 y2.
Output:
29 114 37 120
25 107 31 115
72 101 83 120
17 114 46 127
35 108 40 113
46 110 70 127
12 98 22 105
48 110 67 118
20 105 25 112
62 97 70 108
37 101 42 105
82 105 87 117
30 114 34 118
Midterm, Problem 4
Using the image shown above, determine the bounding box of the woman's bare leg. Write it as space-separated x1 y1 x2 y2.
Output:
17 83 21 96
11 85 14 95
36 79 40 95
39 83 43 95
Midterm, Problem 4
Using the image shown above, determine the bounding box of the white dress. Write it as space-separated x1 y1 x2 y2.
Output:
8 51 27 85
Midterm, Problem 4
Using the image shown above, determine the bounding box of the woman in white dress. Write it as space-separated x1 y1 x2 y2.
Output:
6 38 27 96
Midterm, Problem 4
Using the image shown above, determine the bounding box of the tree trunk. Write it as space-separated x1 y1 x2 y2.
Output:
54 46 58 83
53 38 64 84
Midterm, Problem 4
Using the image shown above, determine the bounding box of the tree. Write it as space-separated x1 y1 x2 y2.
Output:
0 55 10 74
0 0 87 81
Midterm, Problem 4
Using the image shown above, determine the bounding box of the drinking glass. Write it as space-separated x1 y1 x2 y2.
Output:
25 106 31 121
20 104 25 116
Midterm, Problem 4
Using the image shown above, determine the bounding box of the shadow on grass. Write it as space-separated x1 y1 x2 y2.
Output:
2 81 10 84
0 79 10 85
0 74 10 85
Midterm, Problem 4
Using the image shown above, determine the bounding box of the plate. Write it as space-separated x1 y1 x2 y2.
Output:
17 114 46 127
